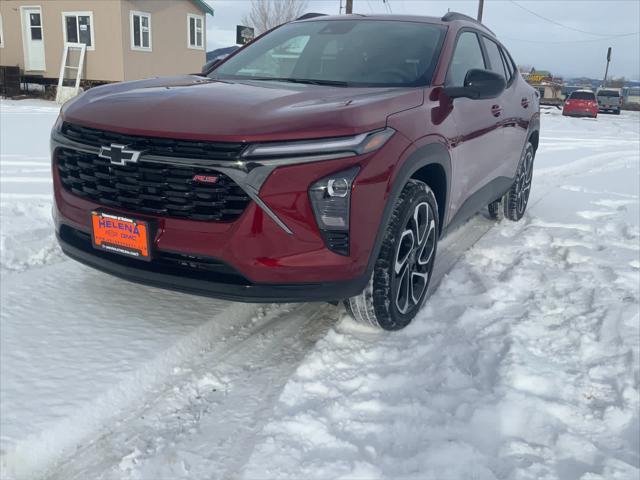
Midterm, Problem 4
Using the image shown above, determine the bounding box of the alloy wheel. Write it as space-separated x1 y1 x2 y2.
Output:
393 201 436 314
516 148 534 215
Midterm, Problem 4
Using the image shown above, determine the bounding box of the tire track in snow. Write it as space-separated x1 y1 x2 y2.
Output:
2 294 261 480
43 216 500 480
46 303 338 480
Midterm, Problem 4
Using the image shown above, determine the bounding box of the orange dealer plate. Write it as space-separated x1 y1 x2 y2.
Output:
91 211 151 261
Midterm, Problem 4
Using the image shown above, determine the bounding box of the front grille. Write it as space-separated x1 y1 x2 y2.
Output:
61 122 246 161
56 148 251 221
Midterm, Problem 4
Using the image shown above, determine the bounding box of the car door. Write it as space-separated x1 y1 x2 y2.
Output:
482 37 526 180
445 30 505 224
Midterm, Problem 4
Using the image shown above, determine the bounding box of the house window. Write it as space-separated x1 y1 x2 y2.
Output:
62 12 94 49
0 13 4 48
130 11 151 51
187 14 204 49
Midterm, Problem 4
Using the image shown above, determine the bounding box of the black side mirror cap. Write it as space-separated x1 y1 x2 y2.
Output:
444 69 506 100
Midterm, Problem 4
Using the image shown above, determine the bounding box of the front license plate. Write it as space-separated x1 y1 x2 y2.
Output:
91 211 151 261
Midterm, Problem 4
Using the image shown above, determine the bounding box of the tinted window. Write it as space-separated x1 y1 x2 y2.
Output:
447 31 486 87
213 20 447 87
570 91 596 100
598 90 620 97
483 38 507 79
500 47 514 79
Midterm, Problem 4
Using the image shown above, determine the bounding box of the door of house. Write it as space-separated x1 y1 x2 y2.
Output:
22 7 46 71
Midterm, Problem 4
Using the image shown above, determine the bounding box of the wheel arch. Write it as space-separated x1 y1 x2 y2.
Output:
362 140 452 280
410 162 448 234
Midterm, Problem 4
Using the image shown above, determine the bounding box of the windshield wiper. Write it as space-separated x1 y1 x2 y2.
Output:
246 77 351 87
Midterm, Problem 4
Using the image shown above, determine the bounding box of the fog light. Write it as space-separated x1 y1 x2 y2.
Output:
309 166 359 255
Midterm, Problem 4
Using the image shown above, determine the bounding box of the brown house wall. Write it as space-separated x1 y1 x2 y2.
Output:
0 0 125 82
0 0 208 83
120 0 206 81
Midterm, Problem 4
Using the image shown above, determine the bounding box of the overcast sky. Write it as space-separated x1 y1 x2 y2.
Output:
204 0 640 80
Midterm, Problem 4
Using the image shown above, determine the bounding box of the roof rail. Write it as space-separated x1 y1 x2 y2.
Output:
441 11 495 34
296 13 328 20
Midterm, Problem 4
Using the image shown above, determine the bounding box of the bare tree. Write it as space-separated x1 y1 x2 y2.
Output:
608 77 626 88
242 0 309 34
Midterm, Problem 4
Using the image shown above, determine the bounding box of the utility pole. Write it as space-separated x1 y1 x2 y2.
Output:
477 0 484 22
602 47 612 87
346 0 353 14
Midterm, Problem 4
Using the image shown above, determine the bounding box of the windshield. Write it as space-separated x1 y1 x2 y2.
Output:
210 20 447 87
570 91 596 100
598 90 620 97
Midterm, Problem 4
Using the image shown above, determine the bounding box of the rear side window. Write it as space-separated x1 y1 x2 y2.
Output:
500 47 515 80
571 91 596 100
483 37 507 80
447 31 486 87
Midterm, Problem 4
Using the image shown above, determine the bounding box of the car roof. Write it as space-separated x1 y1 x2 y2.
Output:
574 89 595 93
292 12 495 36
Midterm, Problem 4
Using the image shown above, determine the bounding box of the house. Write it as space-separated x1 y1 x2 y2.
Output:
0 0 213 83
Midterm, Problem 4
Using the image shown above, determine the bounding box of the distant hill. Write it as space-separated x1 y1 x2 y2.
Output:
564 77 640 89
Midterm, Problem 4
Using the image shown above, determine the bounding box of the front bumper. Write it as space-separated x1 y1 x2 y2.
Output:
57 224 368 302
52 126 411 297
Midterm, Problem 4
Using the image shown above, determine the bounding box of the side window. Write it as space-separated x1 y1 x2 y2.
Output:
500 47 515 81
130 11 152 51
188 14 204 49
483 38 507 80
63 12 94 48
447 31 485 87
0 13 4 47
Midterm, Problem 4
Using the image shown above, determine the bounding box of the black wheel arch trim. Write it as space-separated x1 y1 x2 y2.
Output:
362 141 451 283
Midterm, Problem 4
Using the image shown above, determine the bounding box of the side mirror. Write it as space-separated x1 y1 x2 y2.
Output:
444 69 506 100
201 54 229 75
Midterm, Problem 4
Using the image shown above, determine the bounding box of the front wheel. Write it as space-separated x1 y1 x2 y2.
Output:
345 180 439 331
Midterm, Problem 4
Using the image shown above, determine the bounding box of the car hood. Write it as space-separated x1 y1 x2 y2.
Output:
62 75 424 142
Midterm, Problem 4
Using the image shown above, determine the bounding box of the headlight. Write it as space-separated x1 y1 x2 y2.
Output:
309 166 360 255
242 128 395 159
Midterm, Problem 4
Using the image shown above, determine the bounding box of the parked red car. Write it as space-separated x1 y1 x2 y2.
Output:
563 90 598 118
52 12 540 330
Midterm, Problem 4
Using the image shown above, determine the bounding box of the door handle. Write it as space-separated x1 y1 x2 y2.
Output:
491 105 502 117
521 98 529 109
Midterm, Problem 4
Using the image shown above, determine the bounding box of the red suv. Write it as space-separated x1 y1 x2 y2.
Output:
563 89 598 118
52 13 540 330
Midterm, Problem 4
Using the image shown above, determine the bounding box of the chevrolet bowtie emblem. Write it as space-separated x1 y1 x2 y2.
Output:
98 144 142 166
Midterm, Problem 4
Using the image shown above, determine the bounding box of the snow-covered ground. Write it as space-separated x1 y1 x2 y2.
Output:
1 100 638 480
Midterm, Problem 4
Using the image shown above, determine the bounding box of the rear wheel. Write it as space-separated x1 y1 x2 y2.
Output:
345 180 438 331
488 142 535 222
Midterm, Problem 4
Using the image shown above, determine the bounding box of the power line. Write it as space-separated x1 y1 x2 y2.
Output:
508 0 638 37
366 0 374 13
502 31 639 45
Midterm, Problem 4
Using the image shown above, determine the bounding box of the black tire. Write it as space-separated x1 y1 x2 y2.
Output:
345 180 439 331
503 141 535 221
614 109 621 115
